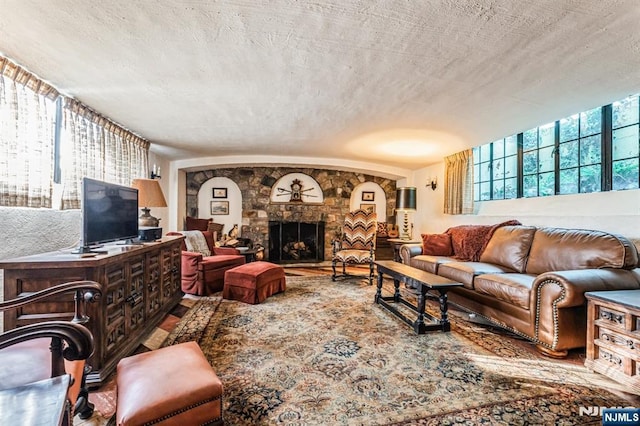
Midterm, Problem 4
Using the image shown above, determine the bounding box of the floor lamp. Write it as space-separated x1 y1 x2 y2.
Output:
395 187 416 240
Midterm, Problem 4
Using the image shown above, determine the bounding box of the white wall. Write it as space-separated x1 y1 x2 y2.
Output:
411 162 640 242
197 177 242 238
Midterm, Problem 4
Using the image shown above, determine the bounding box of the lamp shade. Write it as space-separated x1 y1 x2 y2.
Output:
396 187 417 211
131 179 167 208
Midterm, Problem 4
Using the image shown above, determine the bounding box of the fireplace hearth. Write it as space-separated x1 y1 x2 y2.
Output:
269 221 325 263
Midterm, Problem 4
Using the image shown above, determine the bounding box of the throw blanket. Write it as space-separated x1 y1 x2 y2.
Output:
445 220 522 261
182 231 211 257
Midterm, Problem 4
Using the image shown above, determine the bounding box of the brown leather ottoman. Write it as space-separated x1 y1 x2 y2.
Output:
223 261 286 304
116 341 223 426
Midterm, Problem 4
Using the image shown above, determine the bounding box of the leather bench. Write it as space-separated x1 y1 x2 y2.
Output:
223 261 286 304
116 341 223 426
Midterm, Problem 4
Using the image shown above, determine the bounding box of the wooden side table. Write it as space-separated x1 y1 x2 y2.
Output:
387 238 421 262
584 289 640 394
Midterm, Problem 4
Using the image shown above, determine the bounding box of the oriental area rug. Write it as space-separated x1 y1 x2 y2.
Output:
174 275 637 426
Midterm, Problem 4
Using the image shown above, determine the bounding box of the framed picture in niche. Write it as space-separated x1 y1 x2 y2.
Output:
212 188 227 198
210 201 229 215
360 203 376 213
362 191 375 201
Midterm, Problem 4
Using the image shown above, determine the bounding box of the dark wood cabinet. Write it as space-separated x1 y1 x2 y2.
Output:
0 236 184 387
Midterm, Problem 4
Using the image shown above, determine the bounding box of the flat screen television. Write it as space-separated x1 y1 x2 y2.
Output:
73 177 139 254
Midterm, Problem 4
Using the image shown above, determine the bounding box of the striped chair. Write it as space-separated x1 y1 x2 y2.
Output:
332 209 378 284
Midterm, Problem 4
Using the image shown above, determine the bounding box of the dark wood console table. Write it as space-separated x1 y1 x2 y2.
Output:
0 236 184 387
374 260 463 333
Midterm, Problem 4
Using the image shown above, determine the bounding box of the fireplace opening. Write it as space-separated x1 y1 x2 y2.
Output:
269 221 325 263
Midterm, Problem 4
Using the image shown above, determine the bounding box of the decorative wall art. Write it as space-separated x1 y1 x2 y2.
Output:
210 201 229 215
212 188 227 198
362 191 375 201
360 203 376 213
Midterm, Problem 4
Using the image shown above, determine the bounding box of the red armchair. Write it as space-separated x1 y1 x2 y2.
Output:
168 230 245 295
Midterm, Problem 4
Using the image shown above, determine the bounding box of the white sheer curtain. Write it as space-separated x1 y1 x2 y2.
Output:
61 98 149 209
0 57 58 207
444 149 474 215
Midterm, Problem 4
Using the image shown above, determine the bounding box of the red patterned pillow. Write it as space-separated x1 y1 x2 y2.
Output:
421 233 453 256
377 222 388 237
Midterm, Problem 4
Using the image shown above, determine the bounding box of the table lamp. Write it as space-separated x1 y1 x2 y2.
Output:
131 178 167 227
395 187 417 240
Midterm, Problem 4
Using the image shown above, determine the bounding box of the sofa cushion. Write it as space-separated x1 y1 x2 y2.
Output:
480 226 536 273
437 262 515 289
526 227 640 275
408 255 455 274
200 255 245 271
474 273 536 310
377 222 388 237
421 233 453 256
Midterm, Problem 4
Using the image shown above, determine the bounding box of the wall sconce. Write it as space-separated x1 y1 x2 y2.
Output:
428 176 437 190
150 164 161 180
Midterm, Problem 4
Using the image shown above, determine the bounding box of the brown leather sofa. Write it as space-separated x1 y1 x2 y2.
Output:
167 230 245 295
400 225 640 357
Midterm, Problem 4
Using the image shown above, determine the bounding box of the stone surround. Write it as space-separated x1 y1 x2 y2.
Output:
186 167 396 260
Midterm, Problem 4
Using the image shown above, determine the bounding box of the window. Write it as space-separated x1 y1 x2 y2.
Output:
523 123 555 197
0 55 149 209
612 96 639 190
473 136 517 201
558 107 602 194
472 94 640 200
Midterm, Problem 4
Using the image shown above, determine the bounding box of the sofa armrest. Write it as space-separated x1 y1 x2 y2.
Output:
532 269 640 309
213 247 240 255
399 244 422 264
182 250 203 276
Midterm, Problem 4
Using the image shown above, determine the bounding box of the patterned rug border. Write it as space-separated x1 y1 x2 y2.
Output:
162 295 222 347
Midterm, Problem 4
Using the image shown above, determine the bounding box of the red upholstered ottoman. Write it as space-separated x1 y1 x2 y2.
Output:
116 341 223 426
223 261 286 304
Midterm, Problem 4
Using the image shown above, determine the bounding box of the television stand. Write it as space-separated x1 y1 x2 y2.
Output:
0 236 184 387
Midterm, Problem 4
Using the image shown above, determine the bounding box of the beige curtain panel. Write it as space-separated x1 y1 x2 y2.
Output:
0 57 58 208
444 149 474 215
61 98 150 209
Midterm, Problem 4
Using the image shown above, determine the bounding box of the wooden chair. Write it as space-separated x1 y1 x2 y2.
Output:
332 209 378 284
0 280 101 425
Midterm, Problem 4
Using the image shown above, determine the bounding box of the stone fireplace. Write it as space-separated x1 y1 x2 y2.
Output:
186 167 397 260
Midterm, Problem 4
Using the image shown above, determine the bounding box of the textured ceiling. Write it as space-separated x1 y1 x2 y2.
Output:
1 0 639 170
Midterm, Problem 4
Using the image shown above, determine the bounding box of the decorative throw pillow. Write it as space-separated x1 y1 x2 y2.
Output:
421 233 453 256
377 222 388 237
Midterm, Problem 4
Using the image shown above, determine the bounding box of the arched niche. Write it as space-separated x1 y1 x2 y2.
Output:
197 177 242 238
350 182 387 222
270 172 324 204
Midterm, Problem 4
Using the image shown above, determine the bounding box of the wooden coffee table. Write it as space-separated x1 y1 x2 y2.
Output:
374 260 463 333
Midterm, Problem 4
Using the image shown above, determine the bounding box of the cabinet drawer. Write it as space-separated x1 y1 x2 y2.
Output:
595 305 627 330
596 328 640 356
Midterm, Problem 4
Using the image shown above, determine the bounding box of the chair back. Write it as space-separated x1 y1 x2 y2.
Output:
341 209 377 250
